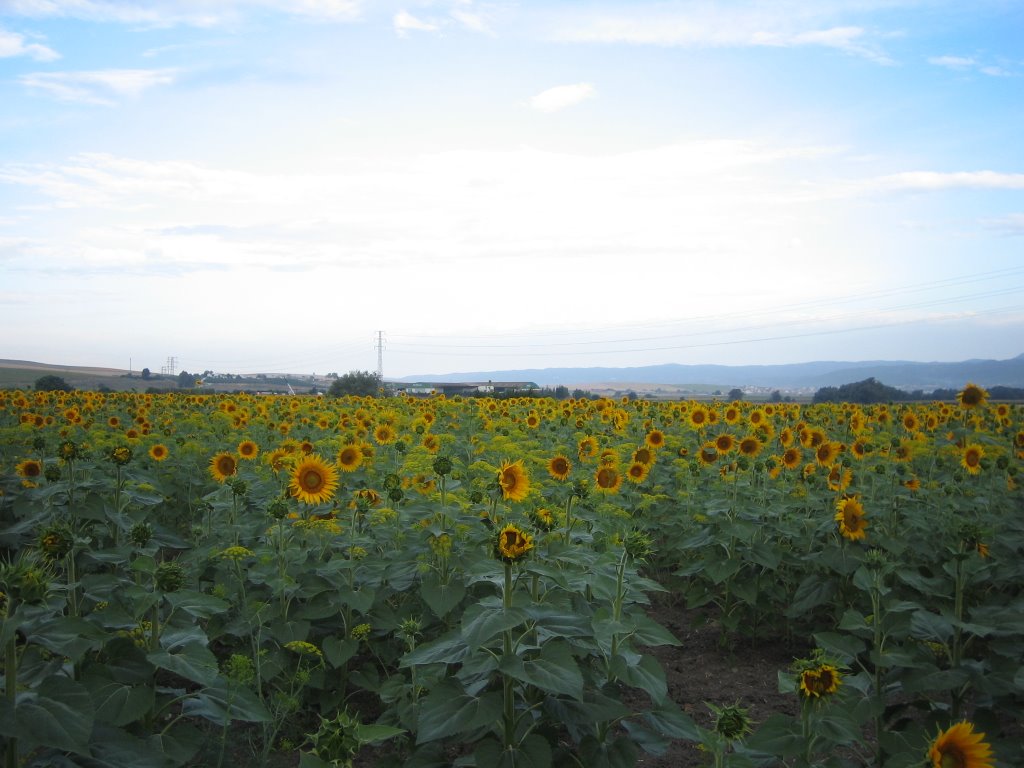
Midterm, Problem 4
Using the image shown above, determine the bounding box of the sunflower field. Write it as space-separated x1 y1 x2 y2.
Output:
1 386 1021 768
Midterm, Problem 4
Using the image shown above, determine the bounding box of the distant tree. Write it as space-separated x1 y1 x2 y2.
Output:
769 390 783 403
552 385 570 400
177 370 193 389
327 370 382 398
727 388 744 401
35 374 72 392
140 367 151 380
813 377 904 404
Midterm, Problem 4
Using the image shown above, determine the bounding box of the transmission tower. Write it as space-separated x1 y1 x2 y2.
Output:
160 356 177 376
376 331 385 394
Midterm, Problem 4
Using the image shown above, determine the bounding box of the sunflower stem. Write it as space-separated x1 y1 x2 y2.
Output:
4 600 18 768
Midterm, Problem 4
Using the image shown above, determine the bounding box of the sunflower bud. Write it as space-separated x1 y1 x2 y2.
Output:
432 456 453 477
39 523 74 560
130 522 154 547
155 562 186 593
707 701 753 741
109 445 133 465
44 464 62 482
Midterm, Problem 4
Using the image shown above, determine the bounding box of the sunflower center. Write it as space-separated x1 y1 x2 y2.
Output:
939 750 964 768
302 470 324 491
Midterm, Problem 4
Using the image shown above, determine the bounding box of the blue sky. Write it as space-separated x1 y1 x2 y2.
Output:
1 0 1022 379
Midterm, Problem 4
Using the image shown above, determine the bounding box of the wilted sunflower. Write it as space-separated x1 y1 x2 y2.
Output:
594 465 622 494
835 495 868 541
961 443 984 475
289 455 340 505
927 721 994 768
547 455 572 481
498 459 530 502
209 452 238 483
494 523 534 562
957 383 989 410
148 444 169 462
799 664 842 698
237 440 259 460
337 444 363 472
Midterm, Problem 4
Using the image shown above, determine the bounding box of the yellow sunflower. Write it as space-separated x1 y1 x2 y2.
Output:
632 446 654 466
337 444 363 472
498 459 530 502
961 443 984 475
781 447 802 470
688 406 709 430
698 443 718 466
237 440 259 460
815 441 841 467
547 455 572 481
835 495 868 541
927 721 994 768
957 383 988 410
578 436 599 461
148 444 169 462
738 435 763 458
209 452 238 483
645 429 666 449
289 455 340 505
594 466 622 494
714 433 736 454
374 424 397 445
495 523 534 562
626 461 650 483
15 459 43 479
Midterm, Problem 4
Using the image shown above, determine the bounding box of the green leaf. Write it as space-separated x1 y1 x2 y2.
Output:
165 589 230 619
420 576 466 619
83 668 155 727
813 631 866 661
746 714 803 757
628 611 681 647
500 641 584 700
356 723 406 744
322 636 358 669
786 575 835 618
148 642 219 686
401 629 469 667
88 724 170 768
643 705 703 741
460 603 527 649
182 683 272 723
1 675 95 756
704 557 743 585
910 610 954 643
26 615 107 662
415 680 503 743
611 653 667 705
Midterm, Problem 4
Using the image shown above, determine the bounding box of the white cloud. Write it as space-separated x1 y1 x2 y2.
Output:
18 68 177 105
450 8 491 34
3 0 360 27
544 4 894 63
528 82 596 113
0 27 60 60
393 10 439 37
880 171 1024 191
928 54 1013 77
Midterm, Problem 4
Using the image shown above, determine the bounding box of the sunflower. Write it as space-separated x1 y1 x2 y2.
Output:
148 444 169 462
815 441 841 467
290 455 340 505
799 664 842 698
337 444 363 472
738 435 763 458
714 433 736 454
422 434 440 453
781 447 802 470
645 429 666 449
960 443 984 475
626 461 650 484
698 443 718 466
265 448 293 472
927 721 994 768
578 436 599 460
495 523 534 562
594 466 622 494
827 465 853 493
237 440 259 460
547 455 572 481
835 495 868 541
957 383 989 410
851 438 869 460
498 459 530 502
374 424 397 445
723 405 741 425
688 405 709 430
15 459 43 479
632 446 654 466
209 452 238 483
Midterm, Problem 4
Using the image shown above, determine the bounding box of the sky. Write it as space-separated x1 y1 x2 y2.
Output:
1 0 1022 380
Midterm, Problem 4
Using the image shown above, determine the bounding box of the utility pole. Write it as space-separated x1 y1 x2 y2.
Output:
376 331 385 395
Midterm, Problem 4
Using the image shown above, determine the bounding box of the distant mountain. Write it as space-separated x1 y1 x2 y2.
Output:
398 354 1024 390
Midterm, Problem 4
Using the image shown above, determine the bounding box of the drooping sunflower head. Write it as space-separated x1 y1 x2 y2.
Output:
289 455 340 505
835 495 868 541
497 459 530 502
547 455 572 481
957 383 989 410
799 664 842 698
927 720 994 768
494 523 534 562
209 452 238 483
